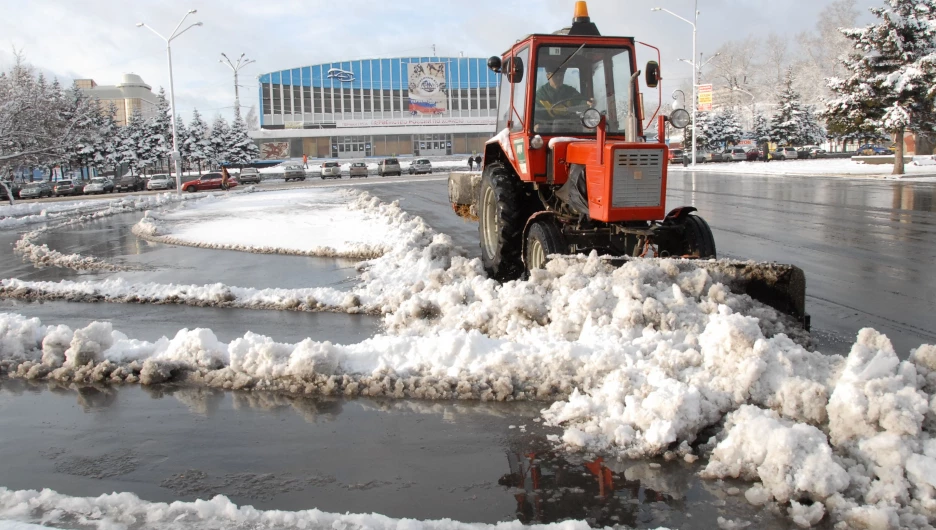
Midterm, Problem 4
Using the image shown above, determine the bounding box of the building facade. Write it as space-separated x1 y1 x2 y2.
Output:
76 74 158 126
251 57 499 159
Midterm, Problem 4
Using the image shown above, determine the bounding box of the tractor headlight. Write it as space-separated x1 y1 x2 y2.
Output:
530 135 544 149
581 108 601 129
669 109 691 129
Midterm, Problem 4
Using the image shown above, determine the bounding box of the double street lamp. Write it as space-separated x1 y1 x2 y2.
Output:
137 10 203 195
219 53 255 113
652 2 699 166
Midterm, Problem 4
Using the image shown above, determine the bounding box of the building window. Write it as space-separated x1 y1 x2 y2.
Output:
262 84 272 114
292 85 301 115
272 85 282 114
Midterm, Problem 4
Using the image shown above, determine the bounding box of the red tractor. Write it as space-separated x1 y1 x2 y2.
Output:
449 1 710 281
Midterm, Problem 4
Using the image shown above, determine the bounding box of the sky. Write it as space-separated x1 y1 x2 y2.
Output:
0 0 882 124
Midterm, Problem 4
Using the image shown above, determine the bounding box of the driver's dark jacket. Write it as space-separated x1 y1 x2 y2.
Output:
535 83 585 108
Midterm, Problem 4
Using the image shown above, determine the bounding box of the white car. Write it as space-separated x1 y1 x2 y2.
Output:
724 148 747 162
82 177 113 194
147 174 176 190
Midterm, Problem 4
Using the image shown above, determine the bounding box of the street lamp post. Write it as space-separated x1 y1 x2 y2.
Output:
652 2 699 166
219 53 255 112
137 10 203 195
731 86 757 129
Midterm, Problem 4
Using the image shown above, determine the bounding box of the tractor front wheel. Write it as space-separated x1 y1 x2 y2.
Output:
683 214 717 259
479 163 534 281
525 218 566 272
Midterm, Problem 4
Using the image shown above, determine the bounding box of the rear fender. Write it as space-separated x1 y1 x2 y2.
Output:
663 206 697 225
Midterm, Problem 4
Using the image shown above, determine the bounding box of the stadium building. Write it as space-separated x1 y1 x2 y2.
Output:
250 57 499 159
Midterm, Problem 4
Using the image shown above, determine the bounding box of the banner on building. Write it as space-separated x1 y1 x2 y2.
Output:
260 141 290 159
697 84 713 111
407 63 447 114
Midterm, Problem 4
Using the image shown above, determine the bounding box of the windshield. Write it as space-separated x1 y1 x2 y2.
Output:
532 45 633 135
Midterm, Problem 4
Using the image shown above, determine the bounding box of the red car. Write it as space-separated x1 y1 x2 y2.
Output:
181 173 238 193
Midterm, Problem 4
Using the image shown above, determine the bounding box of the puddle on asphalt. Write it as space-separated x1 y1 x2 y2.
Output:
0 379 806 529
5 211 363 290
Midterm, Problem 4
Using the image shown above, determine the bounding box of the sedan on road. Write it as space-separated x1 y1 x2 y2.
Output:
147 174 176 190
237 168 261 184
856 144 890 155
82 177 114 194
772 147 798 160
181 173 238 193
283 165 306 182
377 158 401 176
723 148 747 162
408 158 433 175
349 162 368 178
18 182 53 199
116 175 145 192
53 180 83 196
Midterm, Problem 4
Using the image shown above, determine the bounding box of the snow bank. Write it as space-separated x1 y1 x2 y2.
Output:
131 189 393 259
10 192 209 271
0 487 603 530
0 192 198 230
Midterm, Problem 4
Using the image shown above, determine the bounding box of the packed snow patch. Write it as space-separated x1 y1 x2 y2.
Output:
0 487 605 530
131 188 397 259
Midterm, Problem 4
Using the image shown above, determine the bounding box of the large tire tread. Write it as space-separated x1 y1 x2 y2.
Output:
684 214 716 258
525 218 566 271
479 163 537 281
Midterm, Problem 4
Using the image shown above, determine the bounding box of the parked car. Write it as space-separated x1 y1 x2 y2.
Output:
377 158 402 176
0 180 24 200
181 172 238 192
349 162 368 179
116 175 145 192
147 174 176 190
82 177 114 194
53 180 82 196
698 150 724 163
856 144 890 155
283 165 306 182
772 147 798 160
745 147 762 161
668 149 685 164
320 161 342 179
237 168 261 184
408 158 433 175
723 147 747 162
18 182 53 199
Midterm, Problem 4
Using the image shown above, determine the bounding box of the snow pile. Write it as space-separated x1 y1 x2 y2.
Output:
0 192 196 230
700 331 936 528
0 487 602 530
131 189 396 259
11 192 208 271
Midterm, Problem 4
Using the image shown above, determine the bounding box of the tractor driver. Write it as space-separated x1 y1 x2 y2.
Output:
534 67 592 131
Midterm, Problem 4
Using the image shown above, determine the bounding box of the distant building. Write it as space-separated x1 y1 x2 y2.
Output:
76 74 158 126
251 57 499 159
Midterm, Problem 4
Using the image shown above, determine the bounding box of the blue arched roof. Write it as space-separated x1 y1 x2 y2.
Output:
258 57 498 91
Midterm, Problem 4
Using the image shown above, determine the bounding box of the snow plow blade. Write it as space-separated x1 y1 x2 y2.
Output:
447 172 809 329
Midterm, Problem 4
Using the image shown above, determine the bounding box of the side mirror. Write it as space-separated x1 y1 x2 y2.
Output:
503 56 524 83
668 108 690 129
645 61 660 88
487 56 502 73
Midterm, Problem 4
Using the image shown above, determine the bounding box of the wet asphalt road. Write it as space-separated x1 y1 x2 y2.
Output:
0 171 934 528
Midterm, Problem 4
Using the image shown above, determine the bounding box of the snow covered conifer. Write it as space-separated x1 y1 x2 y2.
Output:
769 69 807 147
209 114 230 168
226 103 259 166
187 109 211 174
174 114 190 173
753 113 771 143
824 0 936 174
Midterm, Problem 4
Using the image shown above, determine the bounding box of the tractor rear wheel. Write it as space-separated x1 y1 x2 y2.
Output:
525 218 566 271
683 214 717 259
479 163 534 281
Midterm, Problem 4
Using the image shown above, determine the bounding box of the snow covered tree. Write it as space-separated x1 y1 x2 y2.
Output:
245 105 259 131
825 0 936 174
769 69 810 146
684 111 712 154
0 52 98 173
174 114 190 173
116 109 146 175
711 108 743 147
208 114 230 168
752 113 771 142
144 87 172 174
225 103 259 166
186 109 211 174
